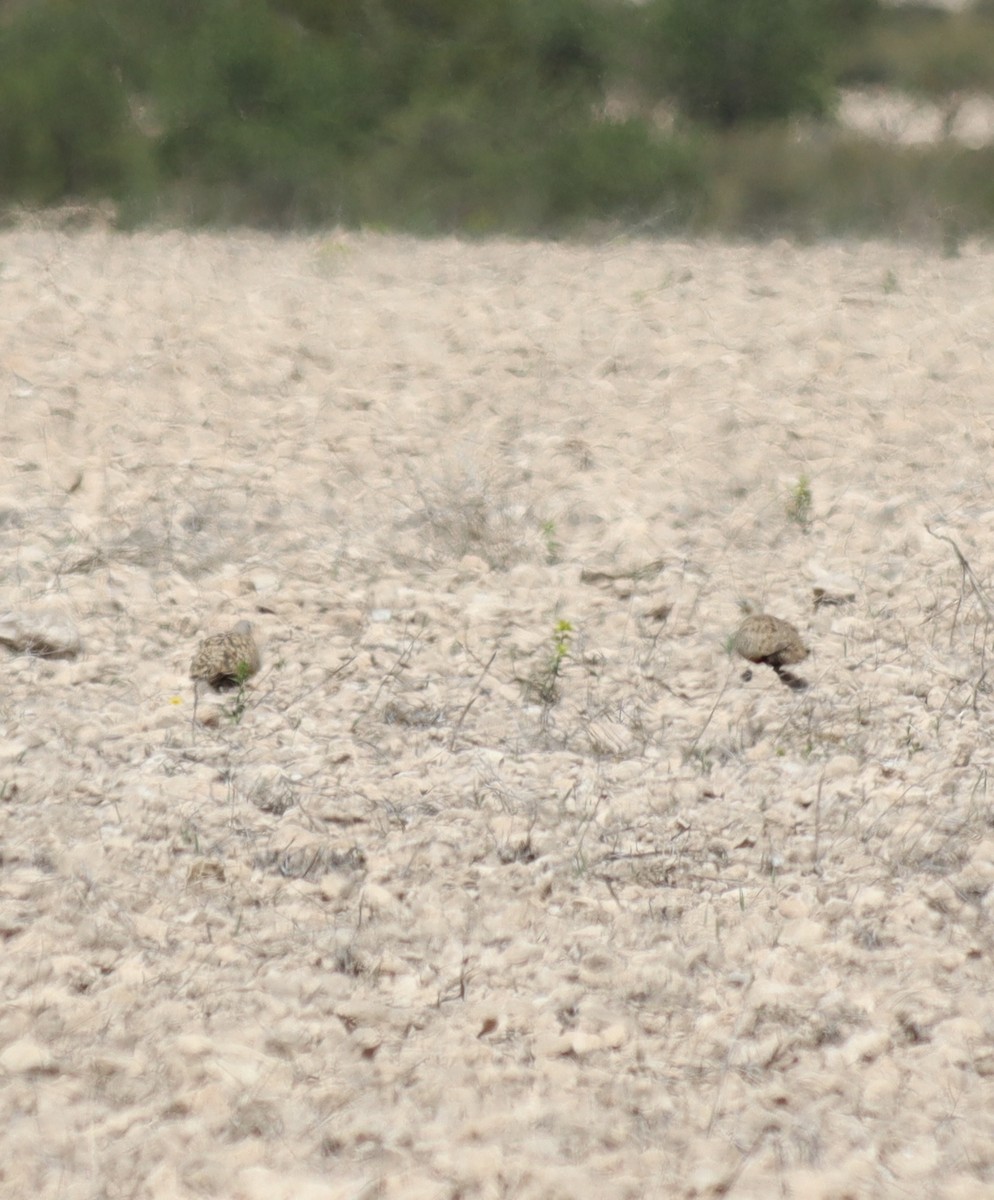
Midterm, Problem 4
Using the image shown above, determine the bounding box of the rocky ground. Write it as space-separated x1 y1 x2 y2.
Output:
3 224 994 1198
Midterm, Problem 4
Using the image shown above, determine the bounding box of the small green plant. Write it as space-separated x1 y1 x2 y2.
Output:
540 519 562 564
572 787 604 875
179 821 201 853
882 268 899 294
903 718 925 756
526 619 574 705
224 658 255 725
785 474 813 530
687 745 714 775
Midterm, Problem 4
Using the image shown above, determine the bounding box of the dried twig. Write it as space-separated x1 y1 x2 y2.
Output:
927 524 994 616
449 647 499 752
926 525 994 644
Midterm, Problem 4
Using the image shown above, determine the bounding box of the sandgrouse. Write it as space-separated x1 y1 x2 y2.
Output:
732 612 809 691
190 620 261 691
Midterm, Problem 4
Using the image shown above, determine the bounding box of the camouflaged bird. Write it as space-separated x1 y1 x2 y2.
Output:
733 612 809 691
190 620 261 691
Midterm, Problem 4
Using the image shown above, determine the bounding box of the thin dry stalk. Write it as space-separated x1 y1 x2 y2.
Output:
350 624 425 734
706 982 754 1138
685 665 732 760
812 772 825 875
449 647 499 752
926 524 994 639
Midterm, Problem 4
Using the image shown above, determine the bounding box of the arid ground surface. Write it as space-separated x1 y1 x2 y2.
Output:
3 223 994 1199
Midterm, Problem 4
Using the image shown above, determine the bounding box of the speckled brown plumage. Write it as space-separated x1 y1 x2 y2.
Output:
190 620 261 690
733 613 809 690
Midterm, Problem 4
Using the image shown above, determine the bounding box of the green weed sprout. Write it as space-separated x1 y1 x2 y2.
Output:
785 474 812 530
224 658 255 725
527 619 574 705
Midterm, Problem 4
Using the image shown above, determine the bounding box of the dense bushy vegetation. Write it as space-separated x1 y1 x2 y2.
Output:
1 0 994 240
0 5 153 205
836 0 994 95
643 0 835 127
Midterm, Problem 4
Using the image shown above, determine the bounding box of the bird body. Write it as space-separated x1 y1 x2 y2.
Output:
190 620 261 690
733 613 809 689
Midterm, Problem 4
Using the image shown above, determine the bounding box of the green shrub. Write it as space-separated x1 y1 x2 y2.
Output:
0 2 155 204
684 129 994 243
543 119 703 228
836 5 994 96
137 0 613 230
647 0 834 127
148 2 368 225
274 0 606 100
290 0 618 233
7 0 994 242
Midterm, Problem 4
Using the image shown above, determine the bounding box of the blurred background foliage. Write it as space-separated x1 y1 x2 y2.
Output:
1 0 994 241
